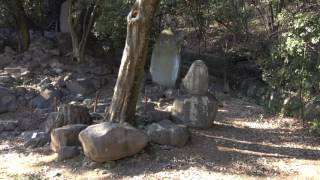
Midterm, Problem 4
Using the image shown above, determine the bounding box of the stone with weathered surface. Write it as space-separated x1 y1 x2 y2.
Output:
4 46 15 55
171 95 218 129
146 120 189 147
0 75 15 85
40 87 62 100
150 29 181 87
182 60 209 95
79 122 149 162
45 104 92 132
58 146 81 161
50 124 88 152
29 95 49 109
66 78 96 95
0 86 17 114
0 121 18 131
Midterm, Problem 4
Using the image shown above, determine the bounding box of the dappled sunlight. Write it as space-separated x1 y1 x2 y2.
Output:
0 150 55 177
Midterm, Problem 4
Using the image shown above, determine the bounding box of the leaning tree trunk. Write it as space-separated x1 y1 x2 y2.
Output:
107 0 161 124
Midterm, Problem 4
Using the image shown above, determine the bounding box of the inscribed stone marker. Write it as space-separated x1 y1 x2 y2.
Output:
150 29 181 87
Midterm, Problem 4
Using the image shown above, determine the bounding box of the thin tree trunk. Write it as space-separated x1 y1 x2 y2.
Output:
9 0 30 52
68 0 81 61
68 0 99 63
107 0 161 124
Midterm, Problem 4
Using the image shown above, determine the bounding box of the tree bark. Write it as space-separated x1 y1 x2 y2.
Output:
107 0 161 124
68 0 99 63
8 0 30 52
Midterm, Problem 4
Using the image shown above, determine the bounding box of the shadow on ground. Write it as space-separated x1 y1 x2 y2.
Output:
2 97 320 179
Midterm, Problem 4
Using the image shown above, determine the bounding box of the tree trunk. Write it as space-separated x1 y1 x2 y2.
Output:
107 0 161 124
9 0 30 52
68 0 99 63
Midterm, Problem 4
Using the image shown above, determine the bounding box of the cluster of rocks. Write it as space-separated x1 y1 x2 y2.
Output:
172 60 219 129
0 35 112 132
49 118 190 162
1 31 220 164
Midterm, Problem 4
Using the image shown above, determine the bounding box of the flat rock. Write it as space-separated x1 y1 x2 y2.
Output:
0 121 18 131
58 146 81 161
146 120 189 147
0 86 17 113
51 124 88 152
66 78 96 95
79 122 149 162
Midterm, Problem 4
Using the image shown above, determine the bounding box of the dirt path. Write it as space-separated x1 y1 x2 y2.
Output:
1 96 320 179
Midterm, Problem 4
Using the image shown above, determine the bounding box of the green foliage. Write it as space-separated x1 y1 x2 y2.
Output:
23 0 45 26
94 0 132 49
261 9 320 115
0 1 13 27
309 119 320 135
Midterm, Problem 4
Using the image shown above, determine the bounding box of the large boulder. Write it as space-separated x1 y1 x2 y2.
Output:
146 120 189 147
182 60 209 95
79 122 149 162
50 124 88 152
0 86 17 113
171 95 218 129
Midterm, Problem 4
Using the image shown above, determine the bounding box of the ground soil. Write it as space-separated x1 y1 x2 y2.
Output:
1 94 320 180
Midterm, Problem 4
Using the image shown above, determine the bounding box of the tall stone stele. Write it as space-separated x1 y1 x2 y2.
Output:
60 1 70 33
172 60 218 129
150 29 181 87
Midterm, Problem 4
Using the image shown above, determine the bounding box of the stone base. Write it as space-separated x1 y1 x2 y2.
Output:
171 95 218 129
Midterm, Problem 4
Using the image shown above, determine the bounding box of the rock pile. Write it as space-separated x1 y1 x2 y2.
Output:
172 60 218 129
0 35 111 132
